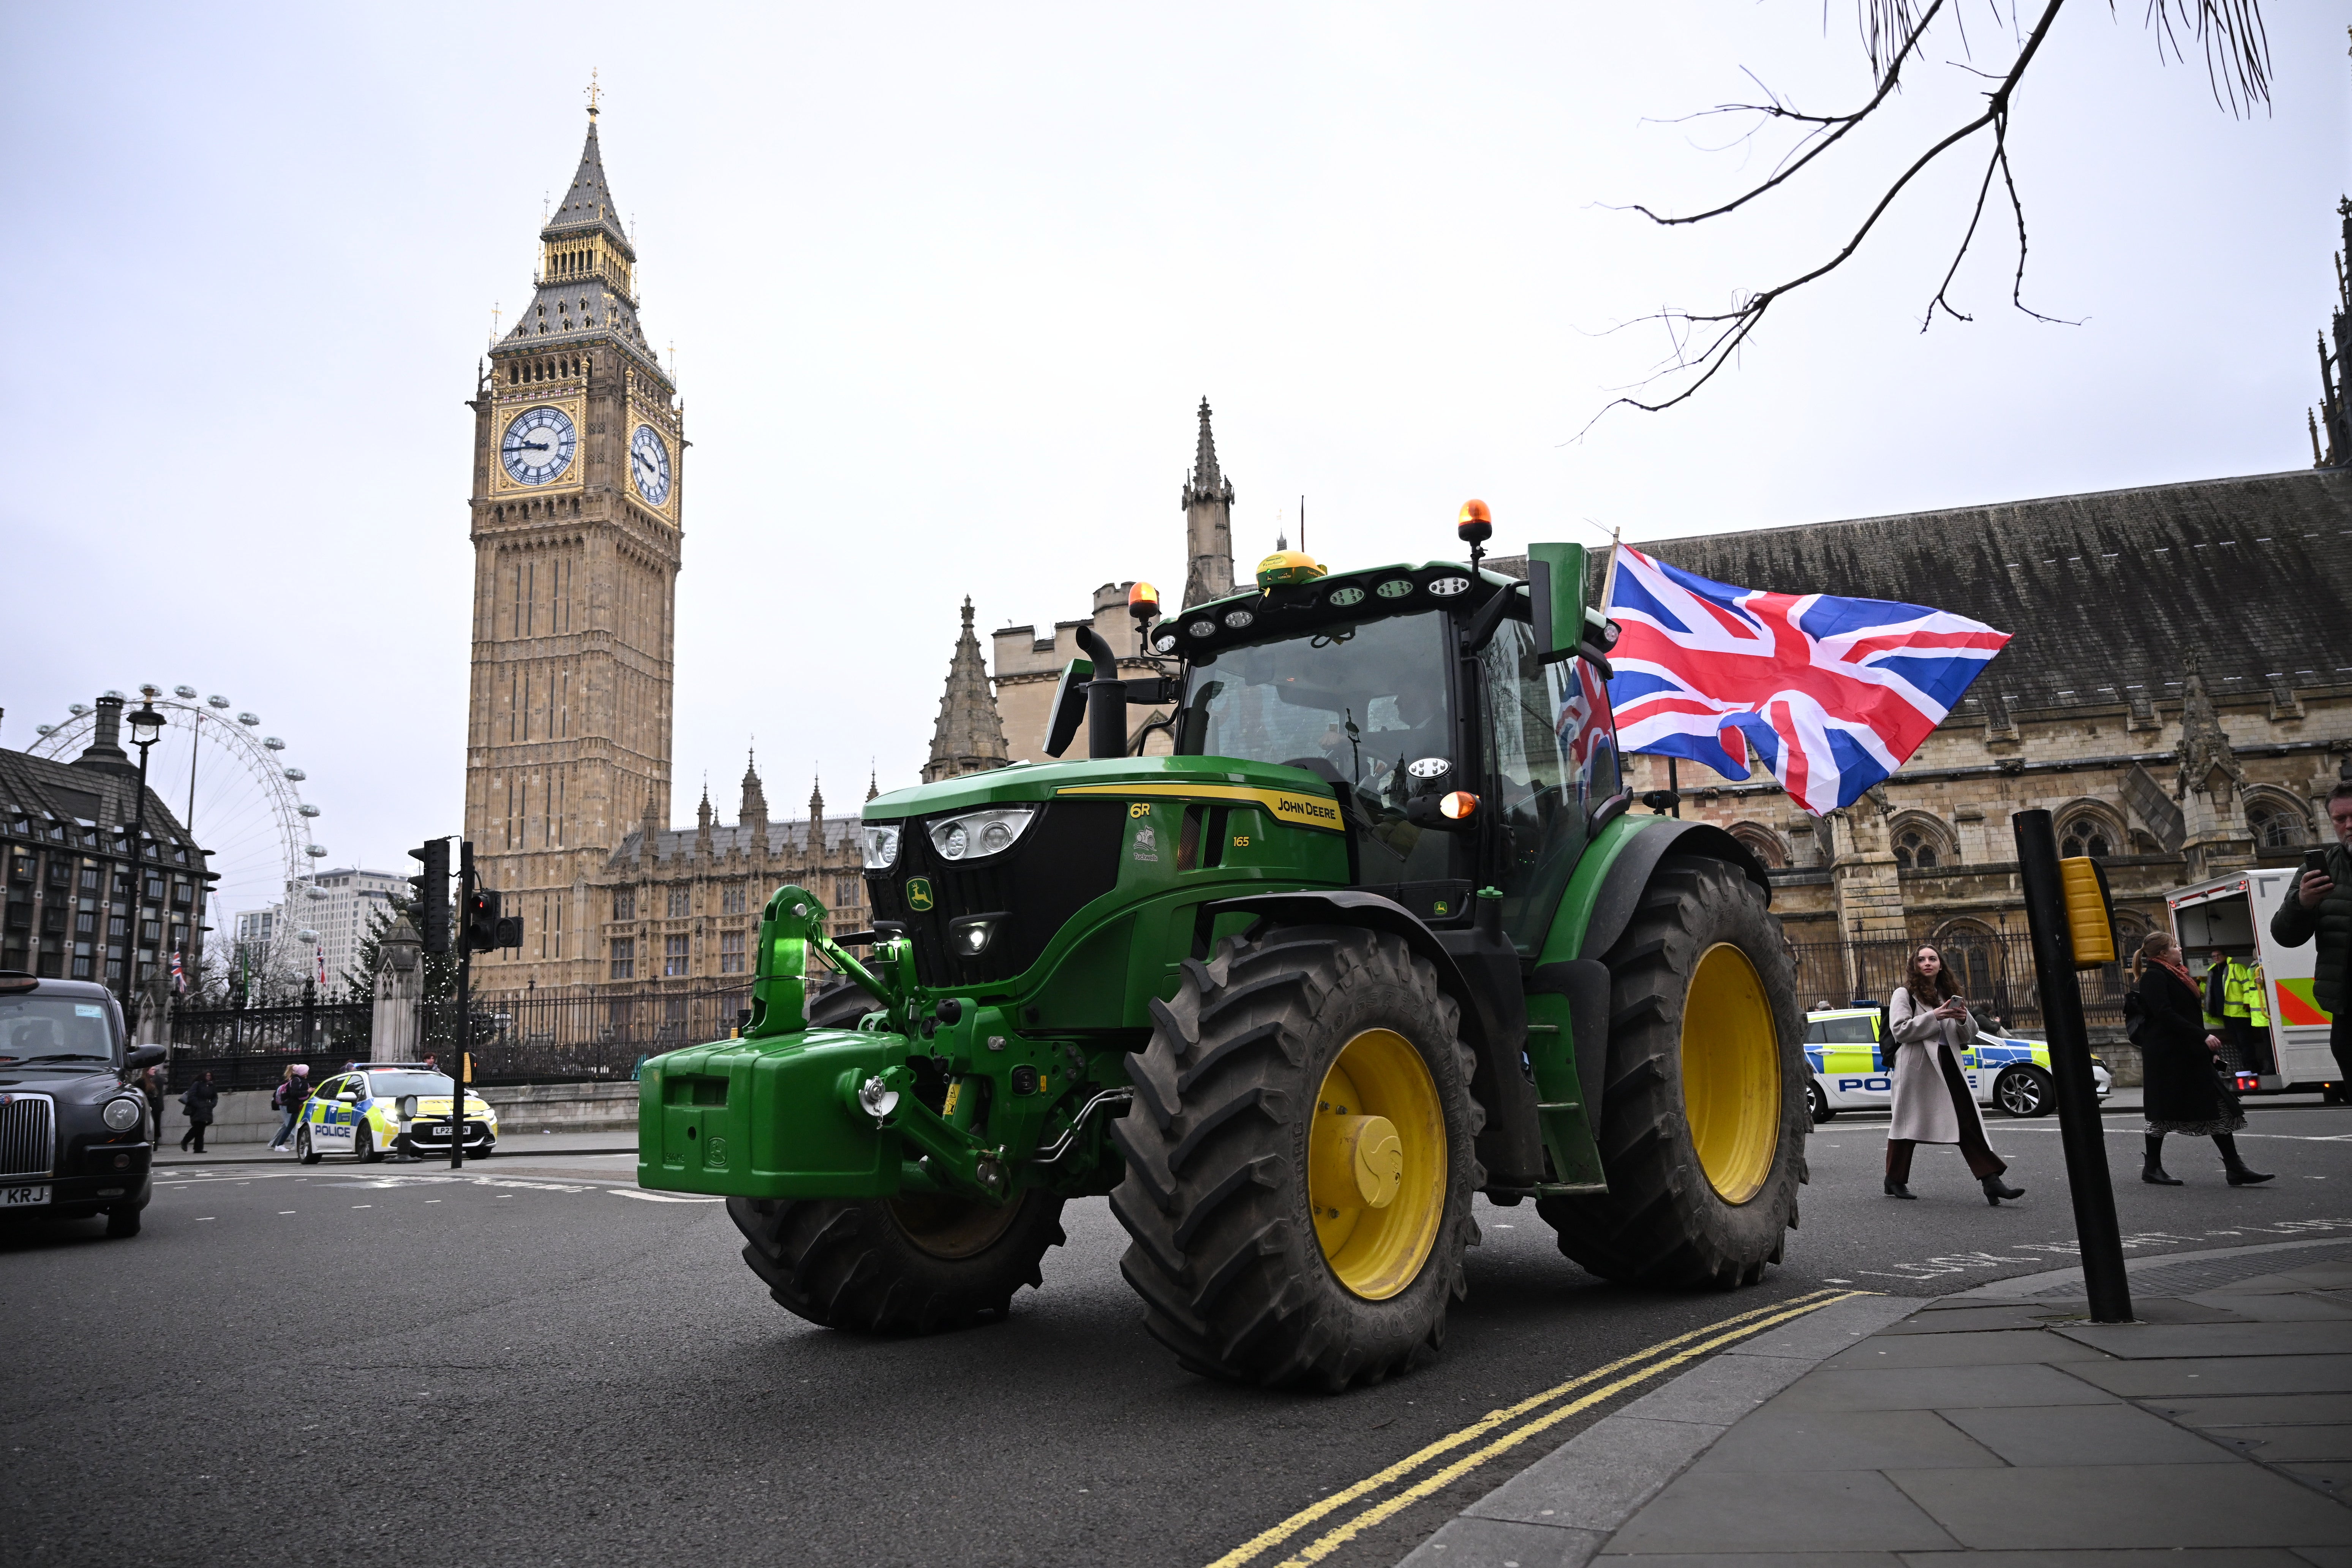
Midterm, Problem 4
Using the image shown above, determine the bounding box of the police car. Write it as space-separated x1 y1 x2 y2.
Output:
293 1062 497 1162
1803 1006 2112 1123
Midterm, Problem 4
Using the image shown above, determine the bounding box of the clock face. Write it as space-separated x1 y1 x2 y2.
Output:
500 406 577 486
630 424 672 506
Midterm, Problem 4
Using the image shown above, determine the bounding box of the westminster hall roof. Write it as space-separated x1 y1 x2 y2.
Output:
1500 466 2352 721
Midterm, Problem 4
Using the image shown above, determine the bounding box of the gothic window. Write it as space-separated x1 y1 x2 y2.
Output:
834 876 863 909
2059 817 2114 860
609 937 634 980
1931 921 2003 1004
1889 815 1956 870
667 887 689 918
2246 792 2311 849
722 885 746 915
720 930 746 974
1728 825 1787 869
613 888 635 921
664 934 689 977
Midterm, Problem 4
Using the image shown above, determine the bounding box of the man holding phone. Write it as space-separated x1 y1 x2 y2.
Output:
2273 780 2352 1084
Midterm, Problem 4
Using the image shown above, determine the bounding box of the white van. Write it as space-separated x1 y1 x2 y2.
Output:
2166 869 2342 1099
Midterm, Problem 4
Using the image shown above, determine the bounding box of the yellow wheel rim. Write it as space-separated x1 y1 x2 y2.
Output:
888 1192 1024 1260
1681 942 1781 1204
1309 1028 1446 1301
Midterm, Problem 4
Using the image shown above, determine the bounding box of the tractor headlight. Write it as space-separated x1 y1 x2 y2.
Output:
928 807 1035 863
947 914 1006 957
102 1096 143 1132
861 824 902 870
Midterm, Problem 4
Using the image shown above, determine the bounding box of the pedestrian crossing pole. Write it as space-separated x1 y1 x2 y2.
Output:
2012 808 2132 1323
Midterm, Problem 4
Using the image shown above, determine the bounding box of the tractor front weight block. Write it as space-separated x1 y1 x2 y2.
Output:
640 1028 923 1200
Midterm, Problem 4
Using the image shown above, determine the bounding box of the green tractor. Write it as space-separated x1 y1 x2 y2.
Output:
639 526 1807 1390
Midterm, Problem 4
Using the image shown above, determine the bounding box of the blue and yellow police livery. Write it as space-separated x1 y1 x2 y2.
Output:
1802 1007 2111 1123
293 1063 497 1163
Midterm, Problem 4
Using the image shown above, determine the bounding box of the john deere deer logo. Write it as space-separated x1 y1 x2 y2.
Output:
906 878 934 912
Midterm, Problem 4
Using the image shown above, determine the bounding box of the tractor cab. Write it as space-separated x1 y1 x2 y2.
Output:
1152 551 1625 952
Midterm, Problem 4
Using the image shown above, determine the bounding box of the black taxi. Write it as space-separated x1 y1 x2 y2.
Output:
0 971 161 1237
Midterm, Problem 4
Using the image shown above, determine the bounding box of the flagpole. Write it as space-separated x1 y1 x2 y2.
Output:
1596 528 1622 619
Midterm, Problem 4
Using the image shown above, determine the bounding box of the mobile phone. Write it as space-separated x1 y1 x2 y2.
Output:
2305 848 2331 880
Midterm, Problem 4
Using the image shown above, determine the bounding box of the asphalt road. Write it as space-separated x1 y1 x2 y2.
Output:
9 1100 2352 1568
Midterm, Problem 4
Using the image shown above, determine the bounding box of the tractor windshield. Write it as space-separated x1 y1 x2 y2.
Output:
1176 611 1465 888
1177 611 1452 805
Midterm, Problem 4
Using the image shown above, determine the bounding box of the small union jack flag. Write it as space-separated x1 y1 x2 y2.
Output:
1606 545 2011 815
169 948 184 995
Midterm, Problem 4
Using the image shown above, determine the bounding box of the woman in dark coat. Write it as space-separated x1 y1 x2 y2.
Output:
2129 932 2273 1186
178 1071 218 1154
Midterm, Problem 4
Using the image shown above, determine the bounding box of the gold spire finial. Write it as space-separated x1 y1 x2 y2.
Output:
586 68 602 119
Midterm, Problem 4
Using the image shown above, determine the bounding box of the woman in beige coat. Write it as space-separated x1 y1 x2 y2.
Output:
1886 945 2026 1205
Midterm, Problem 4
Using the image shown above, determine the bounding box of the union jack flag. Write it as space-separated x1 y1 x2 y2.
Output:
1605 545 2010 815
169 948 184 996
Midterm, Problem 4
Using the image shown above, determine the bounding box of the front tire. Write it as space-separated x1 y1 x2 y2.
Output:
296 1127 321 1165
104 1205 142 1238
1109 923 1483 1390
356 1126 381 1163
727 1189 1067 1334
1539 855 1806 1289
1996 1066 2054 1118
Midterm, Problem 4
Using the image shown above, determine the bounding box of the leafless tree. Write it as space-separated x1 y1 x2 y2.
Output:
1597 1 2272 420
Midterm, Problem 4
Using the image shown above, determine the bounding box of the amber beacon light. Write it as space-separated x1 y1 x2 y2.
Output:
1457 499 1493 569
1439 791 1479 821
1127 581 1160 626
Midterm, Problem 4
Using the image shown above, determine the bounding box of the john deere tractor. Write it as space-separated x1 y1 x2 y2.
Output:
639 520 1807 1390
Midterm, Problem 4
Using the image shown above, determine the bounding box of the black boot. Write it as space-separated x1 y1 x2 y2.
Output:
2143 1132 2182 1186
1981 1174 2025 1205
1884 1176 1916 1200
2216 1134 2273 1186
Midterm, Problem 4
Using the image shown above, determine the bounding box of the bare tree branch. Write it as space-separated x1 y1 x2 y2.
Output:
1617 0 1951 229
1587 0 2068 425
1582 0 2268 428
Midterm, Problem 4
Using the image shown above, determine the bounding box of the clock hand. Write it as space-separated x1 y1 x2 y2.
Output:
504 440 551 454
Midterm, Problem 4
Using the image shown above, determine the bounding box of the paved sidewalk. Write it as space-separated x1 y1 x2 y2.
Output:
1403 1242 2352 1566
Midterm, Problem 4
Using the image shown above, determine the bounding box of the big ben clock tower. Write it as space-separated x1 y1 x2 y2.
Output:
465 92 683 991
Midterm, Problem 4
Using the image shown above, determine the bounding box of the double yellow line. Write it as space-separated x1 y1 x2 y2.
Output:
1204 1287 1876 1568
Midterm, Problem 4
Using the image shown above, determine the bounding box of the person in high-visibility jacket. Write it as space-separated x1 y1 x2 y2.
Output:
2223 953 2274 1076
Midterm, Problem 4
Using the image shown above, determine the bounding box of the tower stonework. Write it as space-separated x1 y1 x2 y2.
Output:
464 101 684 991
1180 398 1235 609
923 598 1013 783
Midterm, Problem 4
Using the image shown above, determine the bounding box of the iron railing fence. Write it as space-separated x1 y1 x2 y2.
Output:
1786 933 2131 1036
163 986 789 1089
166 1001 373 1091
432 984 757 1083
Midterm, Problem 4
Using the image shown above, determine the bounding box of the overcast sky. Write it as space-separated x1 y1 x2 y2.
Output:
2 3 2344 924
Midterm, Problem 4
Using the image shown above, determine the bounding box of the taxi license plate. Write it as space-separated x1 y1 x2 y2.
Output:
2 1184 51 1207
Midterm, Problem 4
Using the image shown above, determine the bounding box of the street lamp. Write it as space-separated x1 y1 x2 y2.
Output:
118 691 166 1031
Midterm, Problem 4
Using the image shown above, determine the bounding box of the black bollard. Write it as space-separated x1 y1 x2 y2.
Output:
2012 808 2132 1323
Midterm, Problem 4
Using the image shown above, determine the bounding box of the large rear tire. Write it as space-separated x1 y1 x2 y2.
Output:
1538 855 1805 1289
1109 923 1483 1390
726 1189 1066 1334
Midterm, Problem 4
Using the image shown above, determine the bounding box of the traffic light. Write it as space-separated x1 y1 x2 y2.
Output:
463 888 525 954
408 840 450 955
